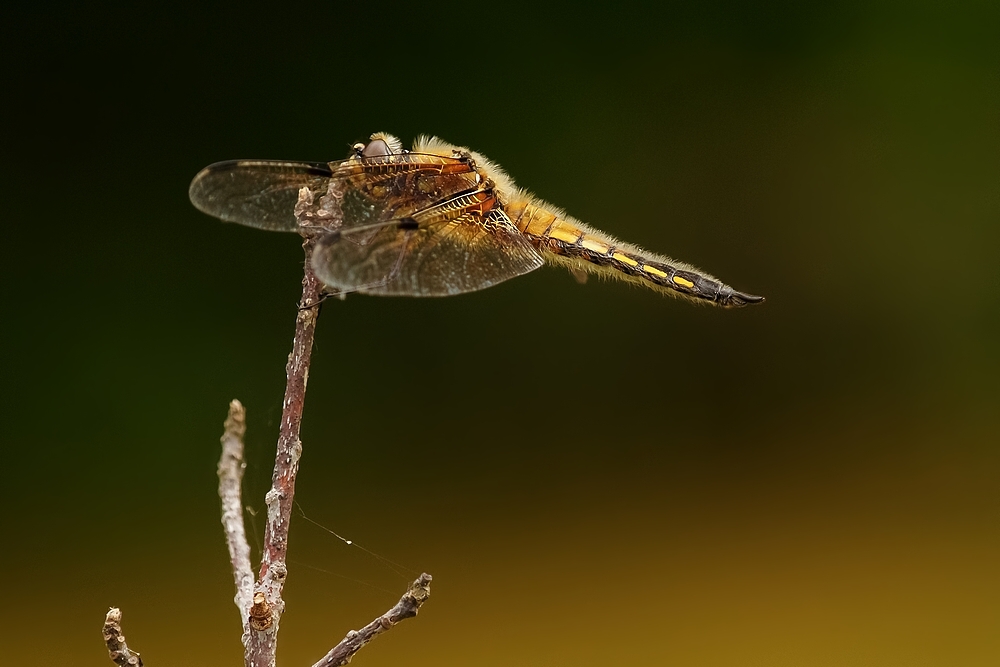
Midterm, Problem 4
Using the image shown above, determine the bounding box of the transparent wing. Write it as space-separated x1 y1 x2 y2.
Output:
188 160 334 231
189 153 478 232
331 153 480 233
312 208 545 297
191 153 540 296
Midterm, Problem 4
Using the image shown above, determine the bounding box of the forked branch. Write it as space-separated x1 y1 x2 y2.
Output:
102 186 431 667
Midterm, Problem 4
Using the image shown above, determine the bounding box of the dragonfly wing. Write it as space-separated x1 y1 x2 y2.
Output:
333 155 479 233
189 160 333 231
313 209 544 297
190 153 477 232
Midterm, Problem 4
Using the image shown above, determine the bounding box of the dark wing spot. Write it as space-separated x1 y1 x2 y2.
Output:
305 164 334 176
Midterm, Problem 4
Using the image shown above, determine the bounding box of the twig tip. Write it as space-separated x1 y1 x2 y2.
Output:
223 399 247 440
103 606 143 667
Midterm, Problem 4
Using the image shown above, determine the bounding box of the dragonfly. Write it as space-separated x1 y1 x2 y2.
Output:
189 132 764 307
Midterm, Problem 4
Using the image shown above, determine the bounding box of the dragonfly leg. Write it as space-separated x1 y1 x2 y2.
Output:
297 290 345 311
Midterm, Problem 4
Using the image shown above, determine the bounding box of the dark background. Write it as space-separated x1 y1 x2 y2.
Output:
2 2 998 665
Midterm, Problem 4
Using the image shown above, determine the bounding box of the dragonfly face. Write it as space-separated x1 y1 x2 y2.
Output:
189 132 764 306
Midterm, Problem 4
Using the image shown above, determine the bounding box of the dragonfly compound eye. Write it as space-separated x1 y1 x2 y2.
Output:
362 139 392 157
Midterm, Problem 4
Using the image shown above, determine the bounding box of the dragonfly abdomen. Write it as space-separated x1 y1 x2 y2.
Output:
507 199 763 308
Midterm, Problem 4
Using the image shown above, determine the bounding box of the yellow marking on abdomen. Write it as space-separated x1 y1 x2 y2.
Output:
644 265 668 279
508 198 715 301
508 201 549 236
524 211 556 236
580 237 611 254
548 224 582 244
612 251 639 267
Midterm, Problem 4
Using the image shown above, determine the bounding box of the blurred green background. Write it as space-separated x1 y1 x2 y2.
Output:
2 2 998 665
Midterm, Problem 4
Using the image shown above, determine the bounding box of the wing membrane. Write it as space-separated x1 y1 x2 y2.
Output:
189 160 333 231
192 151 542 296
313 208 544 297
331 154 479 234
189 153 477 232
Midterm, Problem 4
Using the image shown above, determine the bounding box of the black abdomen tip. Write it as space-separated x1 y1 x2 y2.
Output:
725 290 766 308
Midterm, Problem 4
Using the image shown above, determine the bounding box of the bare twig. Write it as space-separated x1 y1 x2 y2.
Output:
219 398 254 628
103 608 143 667
311 573 433 667
246 235 323 667
104 182 433 667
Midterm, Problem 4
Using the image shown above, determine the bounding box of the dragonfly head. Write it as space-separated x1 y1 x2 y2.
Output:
361 138 391 157
352 133 404 159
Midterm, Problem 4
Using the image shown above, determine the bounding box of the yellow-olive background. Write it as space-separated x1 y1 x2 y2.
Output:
2 2 998 666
